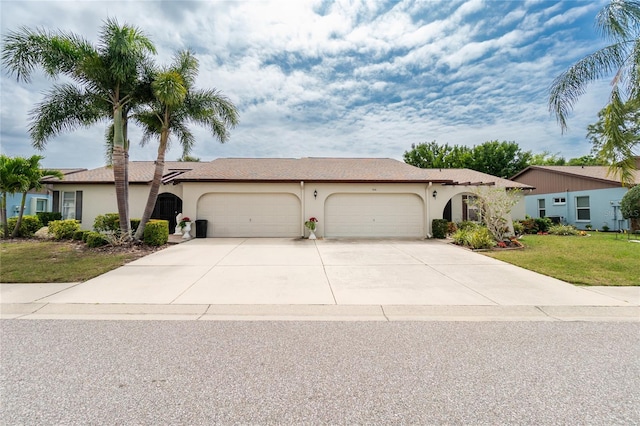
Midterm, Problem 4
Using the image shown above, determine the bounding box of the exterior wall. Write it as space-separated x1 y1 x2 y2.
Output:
524 187 630 230
50 180 523 237
182 181 431 238
50 183 181 230
514 168 619 195
5 192 52 217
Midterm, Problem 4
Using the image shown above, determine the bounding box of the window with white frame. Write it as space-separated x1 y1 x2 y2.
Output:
553 197 566 205
35 198 48 213
61 191 76 220
576 196 590 221
538 199 546 217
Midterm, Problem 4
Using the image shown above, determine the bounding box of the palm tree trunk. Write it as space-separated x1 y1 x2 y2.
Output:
113 104 131 239
10 192 27 238
133 135 168 241
1 192 8 238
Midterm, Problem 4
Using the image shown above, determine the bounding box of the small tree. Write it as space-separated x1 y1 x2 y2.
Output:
621 185 640 231
468 186 522 242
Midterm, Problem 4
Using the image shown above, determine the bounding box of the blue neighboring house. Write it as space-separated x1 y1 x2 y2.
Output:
5 168 86 218
511 157 640 231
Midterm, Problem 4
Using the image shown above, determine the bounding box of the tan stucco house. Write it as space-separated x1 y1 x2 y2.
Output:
43 158 531 238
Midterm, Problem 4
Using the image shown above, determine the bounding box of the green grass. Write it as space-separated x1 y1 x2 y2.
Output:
0 240 149 283
482 232 640 286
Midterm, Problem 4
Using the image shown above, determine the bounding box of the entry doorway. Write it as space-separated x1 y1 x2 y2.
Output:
151 193 183 231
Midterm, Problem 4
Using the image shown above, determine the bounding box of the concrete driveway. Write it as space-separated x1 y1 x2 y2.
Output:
2 238 638 321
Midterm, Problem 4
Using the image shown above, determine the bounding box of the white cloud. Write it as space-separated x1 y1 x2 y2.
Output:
0 0 614 170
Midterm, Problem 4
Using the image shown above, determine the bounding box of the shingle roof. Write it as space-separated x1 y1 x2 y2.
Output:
43 157 533 188
42 162 204 184
511 165 640 185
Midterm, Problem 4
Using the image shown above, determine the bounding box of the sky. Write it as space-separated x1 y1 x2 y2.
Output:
0 0 612 170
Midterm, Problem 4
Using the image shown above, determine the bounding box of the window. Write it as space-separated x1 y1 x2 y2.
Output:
553 197 566 205
35 198 47 213
62 191 76 219
462 195 479 221
576 196 590 221
538 199 546 217
53 190 82 222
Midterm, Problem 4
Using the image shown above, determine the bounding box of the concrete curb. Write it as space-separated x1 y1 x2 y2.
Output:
2 303 638 322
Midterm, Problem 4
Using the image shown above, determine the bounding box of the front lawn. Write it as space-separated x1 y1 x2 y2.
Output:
0 240 157 283
482 232 639 286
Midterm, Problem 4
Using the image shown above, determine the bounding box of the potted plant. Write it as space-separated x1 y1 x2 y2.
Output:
179 216 192 239
305 217 318 240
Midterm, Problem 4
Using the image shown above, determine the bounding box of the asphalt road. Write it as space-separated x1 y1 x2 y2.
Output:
1 320 638 425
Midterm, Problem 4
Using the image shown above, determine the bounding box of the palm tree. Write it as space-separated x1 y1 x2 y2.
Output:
549 0 640 186
132 50 238 241
9 155 63 238
2 18 156 237
0 155 29 238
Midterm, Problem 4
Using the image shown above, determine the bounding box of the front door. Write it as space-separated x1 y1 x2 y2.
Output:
151 193 183 231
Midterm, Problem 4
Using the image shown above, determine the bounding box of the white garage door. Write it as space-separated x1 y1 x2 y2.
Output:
197 193 301 237
325 193 424 238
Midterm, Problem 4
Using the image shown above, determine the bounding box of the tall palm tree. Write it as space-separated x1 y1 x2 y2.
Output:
2 18 156 237
132 50 239 241
549 0 640 186
9 155 63 238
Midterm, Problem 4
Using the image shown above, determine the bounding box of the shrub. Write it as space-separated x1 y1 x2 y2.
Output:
143 220 169 246
621 185 640 231
85 231 109 248
447 222 457 235
512 220 524 235
432 219 449 239
602 225 610 232
534 217 552 233
452 229 472 246
469 227 496 249
48 219 80 240
36 212 62 226
521 218 538 234
6 215 42 237
548 224 579 236
456 220 478 231
130 218 141 233
73 230 89 241
93 213 120 233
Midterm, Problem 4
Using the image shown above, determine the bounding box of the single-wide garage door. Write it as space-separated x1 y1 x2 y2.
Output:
325 193 424 238
197 193 301 237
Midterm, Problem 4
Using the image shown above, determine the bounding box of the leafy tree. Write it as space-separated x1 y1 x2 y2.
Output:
621 185 640 231
404 140 531 178
178 155 201 162
549 0 640 185
467 140 532 178
566 154 608 166
529 151 567 166
132 50 238 241
586 98 640 181
403 141 470 169
2 18 157 238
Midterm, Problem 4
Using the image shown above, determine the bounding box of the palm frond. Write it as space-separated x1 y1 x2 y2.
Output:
29 83 108 149
549 43 629 131
1 26 95 82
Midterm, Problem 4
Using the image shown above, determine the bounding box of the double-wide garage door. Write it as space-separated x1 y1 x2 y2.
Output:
197 193 301 237
325 193 424 238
